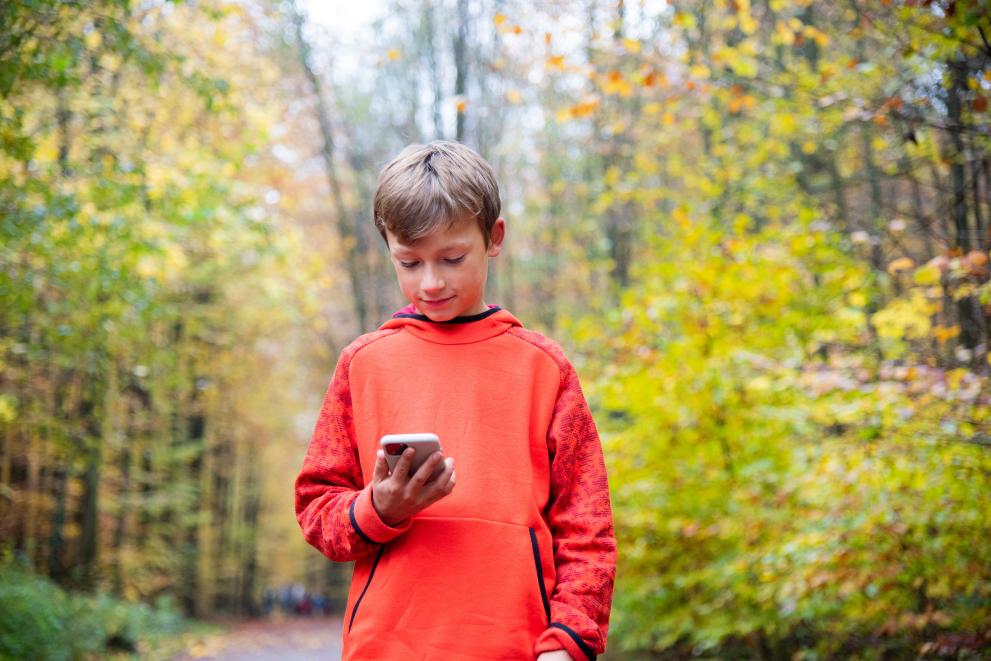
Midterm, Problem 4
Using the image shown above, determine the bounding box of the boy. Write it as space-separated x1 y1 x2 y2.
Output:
294 140 616 660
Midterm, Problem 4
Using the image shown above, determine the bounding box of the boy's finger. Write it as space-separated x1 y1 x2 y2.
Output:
392 447 416 482
428 457 456 496
372 450 388 483
409 451 445 487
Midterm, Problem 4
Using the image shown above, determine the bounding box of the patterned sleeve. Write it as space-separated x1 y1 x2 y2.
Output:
533 356 617 661
294 334 412 562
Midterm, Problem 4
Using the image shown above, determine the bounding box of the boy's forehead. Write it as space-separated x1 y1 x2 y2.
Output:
387 222 481 252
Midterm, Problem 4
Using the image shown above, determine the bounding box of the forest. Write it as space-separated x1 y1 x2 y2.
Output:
1 0 990 658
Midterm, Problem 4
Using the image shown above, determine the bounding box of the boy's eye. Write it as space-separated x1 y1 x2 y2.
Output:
445 256 466 265
399 261 419 269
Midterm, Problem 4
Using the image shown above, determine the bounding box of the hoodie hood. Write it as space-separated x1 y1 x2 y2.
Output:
378 304 523 345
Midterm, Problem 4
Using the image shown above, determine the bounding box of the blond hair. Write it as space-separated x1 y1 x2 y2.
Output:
373 141 501 247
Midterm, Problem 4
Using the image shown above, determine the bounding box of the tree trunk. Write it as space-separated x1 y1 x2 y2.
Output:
454 0 469 142
290 0 370 332
424 1 444 139
946 57 970 251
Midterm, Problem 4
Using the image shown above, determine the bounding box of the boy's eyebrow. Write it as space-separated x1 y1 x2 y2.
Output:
391 240 472 255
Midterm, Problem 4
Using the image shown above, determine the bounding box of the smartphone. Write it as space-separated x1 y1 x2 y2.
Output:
380 433 446 481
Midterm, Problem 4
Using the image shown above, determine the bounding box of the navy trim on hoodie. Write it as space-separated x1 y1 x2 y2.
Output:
392 305 502 324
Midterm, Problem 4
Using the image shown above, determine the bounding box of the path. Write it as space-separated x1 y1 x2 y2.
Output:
173 616 343 661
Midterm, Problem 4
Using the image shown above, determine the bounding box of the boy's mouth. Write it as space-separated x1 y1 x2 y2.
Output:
421 296 453 308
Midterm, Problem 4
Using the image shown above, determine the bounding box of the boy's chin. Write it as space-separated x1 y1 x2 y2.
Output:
416 309 457 322
413 301 469 322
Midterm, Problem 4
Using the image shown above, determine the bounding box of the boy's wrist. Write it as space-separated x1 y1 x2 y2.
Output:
352 487 412 544
537 651 574 661
371 484 409 527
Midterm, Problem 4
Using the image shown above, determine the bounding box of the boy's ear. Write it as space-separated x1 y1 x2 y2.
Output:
487 217 506 257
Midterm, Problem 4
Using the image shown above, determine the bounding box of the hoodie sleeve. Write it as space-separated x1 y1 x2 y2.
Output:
294 335 412 561
533 357 617 661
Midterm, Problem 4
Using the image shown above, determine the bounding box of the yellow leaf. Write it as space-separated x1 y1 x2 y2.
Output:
84 30 102 50
776 113 797 136
887 257 915 274
623 38 641 53
387 48 401 61
914 264 942 285
493 13 506 25
663 112 675 127
602 70 632 97
0 395 16 423
568 97 600 119
690 64 710 79
672 12 697 29
604 166 621 186
546 54 565 71
505 89 522 104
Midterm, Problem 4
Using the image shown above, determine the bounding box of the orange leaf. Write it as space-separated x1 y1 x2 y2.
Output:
934 326 960 344
887 257 915 274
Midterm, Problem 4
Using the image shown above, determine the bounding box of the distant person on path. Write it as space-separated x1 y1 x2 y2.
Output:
294 141 616 660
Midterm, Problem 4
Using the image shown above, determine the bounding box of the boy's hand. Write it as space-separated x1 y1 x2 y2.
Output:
370 447 455 527
537 652 574 661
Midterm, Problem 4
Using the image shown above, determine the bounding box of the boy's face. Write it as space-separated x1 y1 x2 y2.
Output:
386 216 505 322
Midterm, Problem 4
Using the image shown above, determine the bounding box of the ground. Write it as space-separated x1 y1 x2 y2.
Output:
172 616 343 661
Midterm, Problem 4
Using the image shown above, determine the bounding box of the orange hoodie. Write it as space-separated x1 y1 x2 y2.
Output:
295 306 616 660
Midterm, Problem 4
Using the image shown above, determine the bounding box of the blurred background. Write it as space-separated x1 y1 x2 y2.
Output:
2 0 990 658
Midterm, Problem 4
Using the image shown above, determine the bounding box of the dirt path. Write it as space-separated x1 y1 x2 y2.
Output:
173 616 343 661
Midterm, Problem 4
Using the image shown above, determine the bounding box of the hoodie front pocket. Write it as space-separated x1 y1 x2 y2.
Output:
345 517 553 659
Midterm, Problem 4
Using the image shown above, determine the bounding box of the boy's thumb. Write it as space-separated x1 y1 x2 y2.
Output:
372 450 388 483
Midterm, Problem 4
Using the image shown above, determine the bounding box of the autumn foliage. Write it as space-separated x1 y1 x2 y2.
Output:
2 0 991 658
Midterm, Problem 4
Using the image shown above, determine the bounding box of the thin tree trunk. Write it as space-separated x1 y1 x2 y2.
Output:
946 57 970 251
454 0 469 142
971 142 984 246
290 0 370 332
424 1 444 139
47 465 68 583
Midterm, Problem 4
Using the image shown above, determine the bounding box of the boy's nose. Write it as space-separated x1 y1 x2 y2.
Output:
421 267 445 293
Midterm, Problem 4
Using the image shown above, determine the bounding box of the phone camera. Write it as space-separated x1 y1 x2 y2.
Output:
384 443 408 456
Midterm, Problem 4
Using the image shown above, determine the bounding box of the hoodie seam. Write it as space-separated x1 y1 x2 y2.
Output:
345 328 402 359
393 324 513 345
504 329 568 391
413 514 543 528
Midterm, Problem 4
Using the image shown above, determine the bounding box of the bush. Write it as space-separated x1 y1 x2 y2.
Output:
0 553 187 660
577 219 991 657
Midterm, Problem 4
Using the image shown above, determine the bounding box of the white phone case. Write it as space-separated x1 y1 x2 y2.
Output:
380 433 445 480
